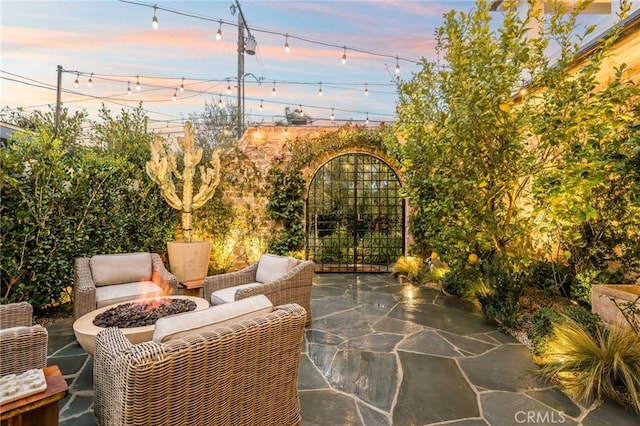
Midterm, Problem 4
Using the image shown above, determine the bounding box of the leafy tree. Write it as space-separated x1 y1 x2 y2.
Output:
1 107 175 309
189 99 238 151
392 0 639 279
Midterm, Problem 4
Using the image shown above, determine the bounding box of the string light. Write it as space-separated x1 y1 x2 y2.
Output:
271 81 276 96
172 88 177 101
226 78 231 95
331 108 335 121
216 20 222 41
365 112 369 125
299 104 303 116
284 34 290 54
395 56 400 75
318 82 323 96
180 77 184 92
259 99 263 111
88 73 93 87
136 75 141 91
152 6 158 30
341 46 347 64
127 2 424 69
74 73 79 87
364 82 369 96
218 95 223 106
56 69 398 123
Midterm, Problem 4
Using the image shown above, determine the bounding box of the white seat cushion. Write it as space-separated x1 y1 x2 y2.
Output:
153 295 273 343
210 283 262 305
91 253 152 287
95 281 163 309
255 254 293 284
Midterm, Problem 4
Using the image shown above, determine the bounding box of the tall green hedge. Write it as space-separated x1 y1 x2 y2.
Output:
0 113 175 310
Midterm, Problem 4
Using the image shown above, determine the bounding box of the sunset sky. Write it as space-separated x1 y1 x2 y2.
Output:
0 1 633 136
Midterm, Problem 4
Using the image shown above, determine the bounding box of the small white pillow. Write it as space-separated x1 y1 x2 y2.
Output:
255 254 292 283
152 295 273 343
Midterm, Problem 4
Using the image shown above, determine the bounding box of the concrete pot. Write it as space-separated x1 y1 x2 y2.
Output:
167 241 212 283
592 284 640 331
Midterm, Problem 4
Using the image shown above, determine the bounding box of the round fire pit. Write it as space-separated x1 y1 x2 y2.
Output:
73 295 209 355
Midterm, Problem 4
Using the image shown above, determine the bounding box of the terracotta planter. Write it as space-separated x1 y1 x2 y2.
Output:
167 241 212 283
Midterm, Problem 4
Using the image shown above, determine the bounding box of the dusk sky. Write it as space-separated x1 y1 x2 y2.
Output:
0 1 633 136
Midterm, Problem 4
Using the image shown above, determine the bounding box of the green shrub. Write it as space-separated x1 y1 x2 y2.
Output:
529 307 563 354
565 305 601 335
526 261 575 297
441 266 482 296
359 232 403 264
476 259 523 330
529 305 602 355
571 269 597 307
1 116 175 310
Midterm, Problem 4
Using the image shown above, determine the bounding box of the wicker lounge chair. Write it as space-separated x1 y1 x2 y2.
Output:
203 254 314 325
0 302 48 376
74 252 177 319
93 303 306 426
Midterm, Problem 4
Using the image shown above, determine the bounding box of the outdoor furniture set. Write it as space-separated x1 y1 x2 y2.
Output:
71 251 312 425
0 302 68 426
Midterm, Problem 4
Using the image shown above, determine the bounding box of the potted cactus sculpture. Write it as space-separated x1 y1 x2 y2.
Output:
146 121 220 283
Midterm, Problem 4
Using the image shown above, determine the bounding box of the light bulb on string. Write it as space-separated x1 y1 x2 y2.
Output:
395 56 400 75
172 88 177 101
218 95 223 107
216 20 222 41
299 104 303 117
284 34 290 54
365 112 369 125
318 82 323 96
136 75 140 91
152 6 158 30
127 81 132 95
341 46 347 64
271 81 276 96
226 78 231 95
331 108 335 121
88 73 93 87
364 82 369 96
74 73 79 87
259 99 263 111
180 77 184 92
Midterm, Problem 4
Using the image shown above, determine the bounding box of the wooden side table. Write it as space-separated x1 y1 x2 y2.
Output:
180 278 205 298
1 365 68 426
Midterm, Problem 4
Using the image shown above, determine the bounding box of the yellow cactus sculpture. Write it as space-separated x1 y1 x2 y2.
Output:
146 121 220 243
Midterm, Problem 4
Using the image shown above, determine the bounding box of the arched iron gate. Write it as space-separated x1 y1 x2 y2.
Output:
306 153 405 272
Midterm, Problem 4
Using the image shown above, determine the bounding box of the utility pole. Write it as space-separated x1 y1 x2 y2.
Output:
232 0 256 140
237 9 244 140
55 65 62 138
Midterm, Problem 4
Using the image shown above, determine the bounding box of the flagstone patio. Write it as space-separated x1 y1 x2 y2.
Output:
47 273 639 425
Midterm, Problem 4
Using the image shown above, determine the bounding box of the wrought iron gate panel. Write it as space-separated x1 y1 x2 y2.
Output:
306 154 404 272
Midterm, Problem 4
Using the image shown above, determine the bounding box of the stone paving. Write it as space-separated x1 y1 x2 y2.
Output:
47 273 639 425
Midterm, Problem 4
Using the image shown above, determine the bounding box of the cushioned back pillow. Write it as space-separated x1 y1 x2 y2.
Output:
91 253 152 287
152 295 274 343
255 254 295 283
